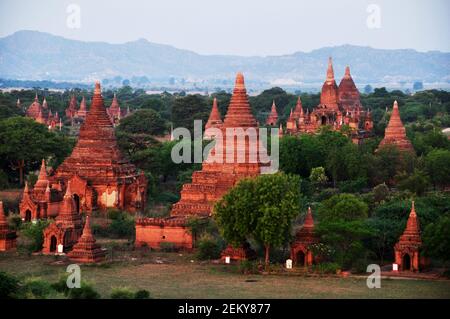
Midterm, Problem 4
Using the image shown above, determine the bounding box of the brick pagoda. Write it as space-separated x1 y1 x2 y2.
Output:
52 82 146 212
136 73 264 250
378 100 414 152
394 201 426 272
265 100 278 126
67 215 106 263
0 201 17 251
290 207 318 267
42 182 83 254
107 93 128 125
285 58 372 143
19 83 146 218
26 94 60 130
204 97 223 139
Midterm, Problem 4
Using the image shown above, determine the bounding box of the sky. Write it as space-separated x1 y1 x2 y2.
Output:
0 0 449 56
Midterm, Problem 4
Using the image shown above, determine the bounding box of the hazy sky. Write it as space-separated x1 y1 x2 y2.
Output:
1 0 449 56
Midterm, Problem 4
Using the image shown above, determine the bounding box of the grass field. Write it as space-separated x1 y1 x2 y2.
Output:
1 248 449 299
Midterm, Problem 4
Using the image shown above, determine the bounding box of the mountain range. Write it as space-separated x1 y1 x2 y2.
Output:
1 30 449 88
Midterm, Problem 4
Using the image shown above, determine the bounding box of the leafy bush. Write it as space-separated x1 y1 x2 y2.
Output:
20 220 50 252
338 178 367 193
8 214 22 230
134 290 151 299
195 235 222 260
107 209 123 220
238 260 261 275
22 277 54 299
52 275 100 299
311 262 341 274
0 271 20 299
110 287 135 299
67 283 100 299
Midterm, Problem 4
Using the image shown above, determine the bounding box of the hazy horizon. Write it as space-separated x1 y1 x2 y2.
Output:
1 0 449 56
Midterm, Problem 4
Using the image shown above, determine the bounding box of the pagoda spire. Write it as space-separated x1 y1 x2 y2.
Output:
326 57 335 82
38 159 48 181
304 207 314 228
223 72 258 128
34 93 38 102
205 97 222 129
344 66 351 79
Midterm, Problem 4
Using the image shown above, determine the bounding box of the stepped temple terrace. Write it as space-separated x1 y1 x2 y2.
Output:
19 82 147 221
135 72 265 250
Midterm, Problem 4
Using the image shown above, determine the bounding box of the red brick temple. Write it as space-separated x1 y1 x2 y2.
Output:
285 58 372 143
136 73 264 250
19 83 146 219
378 100 414 152
26 94 61 130
107 93 129 125
67 215 106 263
394 201 427 272
19 160 63 221
0 201 17 251
75 96 88 119
42 182 83 254
65 95 78 118
290 207 318 267
204 97 223 139
265 100 278 126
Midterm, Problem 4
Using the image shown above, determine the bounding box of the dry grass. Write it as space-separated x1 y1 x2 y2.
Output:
1 248 449 299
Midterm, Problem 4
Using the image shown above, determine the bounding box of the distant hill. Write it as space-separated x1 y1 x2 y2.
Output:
1 30 449 86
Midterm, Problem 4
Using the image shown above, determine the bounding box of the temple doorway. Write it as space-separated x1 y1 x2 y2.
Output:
50 236 57 252
321 116 327 125
297 251 306 267
73 194 80 213
25 210 31 222
403 254 411 271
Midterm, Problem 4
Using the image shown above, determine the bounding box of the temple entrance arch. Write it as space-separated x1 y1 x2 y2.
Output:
50 236 57 252
403 254 411 271
25 210 31 222
296 250 306 267
73 194 80 213
321 116 327 125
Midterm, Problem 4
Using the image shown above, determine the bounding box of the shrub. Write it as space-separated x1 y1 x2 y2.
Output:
107 209 123 220
110 287 134 299
373 183 389 203
109 217 135 238
0 271 20 299
8 214 22 230
67 283 100 299
238 260 260 275
134 289 151 299
20 220 50 252
195 235 222 260
311 262 341 274
22 277 54 299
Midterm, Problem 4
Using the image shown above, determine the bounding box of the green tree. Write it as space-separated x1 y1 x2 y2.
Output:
316 194 372 268
423 215 450 264
0 117 72 185
424 149 450 189
215 173 301 266
118 109 166 136
171 95 209 134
